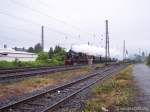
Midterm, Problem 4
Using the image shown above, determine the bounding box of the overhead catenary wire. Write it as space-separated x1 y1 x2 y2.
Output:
0 11 77 38
37 0 93 36
0 11 40 26
9 0 92 37
0 0 83 39
0 11 81 49
0 0 102 48
37 0 52 9
0 24 39 36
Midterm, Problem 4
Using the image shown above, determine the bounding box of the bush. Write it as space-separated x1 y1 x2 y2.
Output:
0 61 14 68
0 61 50 68
36 52 49 63
50 48 66 64
146 54 150 66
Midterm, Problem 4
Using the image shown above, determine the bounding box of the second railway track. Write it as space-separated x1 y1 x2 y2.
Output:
0 65 85 83
0 64 128 112
0 65 84 74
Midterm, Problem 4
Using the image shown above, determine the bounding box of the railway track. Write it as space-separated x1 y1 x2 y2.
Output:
0 65 85 74
0 64 128 112
0 65 86 83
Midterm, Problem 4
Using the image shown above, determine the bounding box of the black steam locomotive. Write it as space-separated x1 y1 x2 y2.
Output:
64 50 117 65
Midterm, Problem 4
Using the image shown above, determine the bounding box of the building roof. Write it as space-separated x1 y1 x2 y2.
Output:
0 49 37 55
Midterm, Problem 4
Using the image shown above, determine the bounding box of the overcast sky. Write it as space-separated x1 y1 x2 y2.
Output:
0 0 150 56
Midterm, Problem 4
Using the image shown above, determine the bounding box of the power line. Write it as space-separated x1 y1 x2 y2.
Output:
0 0 95 46
0 11 77 38
37 0 52 9
37 0 93 36
45 26 77 38
9 0 91 36
0 28 26 42
0 24 39 36
0 11 40 26
0 0 97 47
0 1 81 38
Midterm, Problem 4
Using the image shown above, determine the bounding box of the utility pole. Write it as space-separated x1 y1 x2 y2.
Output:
41 26 44 51
139 48 141 56
105 20 109 64
108 31 110 58
88 41 90 46
123 40 126 61
4 44 7 49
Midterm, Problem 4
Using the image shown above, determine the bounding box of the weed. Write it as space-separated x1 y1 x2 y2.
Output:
84 66 134 112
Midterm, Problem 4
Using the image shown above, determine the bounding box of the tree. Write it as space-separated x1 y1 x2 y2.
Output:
53 45 62 54
13 47 17 51
51 46 66 64
34 43 42 53
147 54 150 65
36 52 48 63
48 47 54 59
142 51 145 57
27 47 34 53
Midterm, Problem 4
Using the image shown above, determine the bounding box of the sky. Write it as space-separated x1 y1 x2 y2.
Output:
0 0 150 57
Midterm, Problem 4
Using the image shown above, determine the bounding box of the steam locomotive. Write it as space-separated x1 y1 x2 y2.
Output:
64 50 117 65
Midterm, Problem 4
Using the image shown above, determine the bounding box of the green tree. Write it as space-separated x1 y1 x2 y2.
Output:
51 46 66 64
27 47 34 53
34 43 42 53
36 52 48 63
53 45 62 54
142 51 145 57
147 54 150 65
48 47 54 59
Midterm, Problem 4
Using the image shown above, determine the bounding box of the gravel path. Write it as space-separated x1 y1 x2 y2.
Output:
132 64 150 112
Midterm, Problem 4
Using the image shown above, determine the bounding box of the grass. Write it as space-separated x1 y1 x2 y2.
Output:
0 60 64 69
84 65 134 112
0 66 95 100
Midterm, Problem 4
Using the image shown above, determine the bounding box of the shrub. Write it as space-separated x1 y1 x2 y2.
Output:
36 52 49 63
0 61 14 68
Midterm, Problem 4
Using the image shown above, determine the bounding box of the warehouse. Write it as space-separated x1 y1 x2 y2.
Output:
0 49 37 62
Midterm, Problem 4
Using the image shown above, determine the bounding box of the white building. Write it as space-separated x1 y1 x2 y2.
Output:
0 49 37 62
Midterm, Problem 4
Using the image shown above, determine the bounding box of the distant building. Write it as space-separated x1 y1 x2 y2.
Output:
12 47 27 52
0 49 37 62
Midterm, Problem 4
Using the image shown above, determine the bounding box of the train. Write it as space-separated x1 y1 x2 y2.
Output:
64 50 117 65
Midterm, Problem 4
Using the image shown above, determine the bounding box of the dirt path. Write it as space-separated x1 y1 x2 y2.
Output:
132 64 150 112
